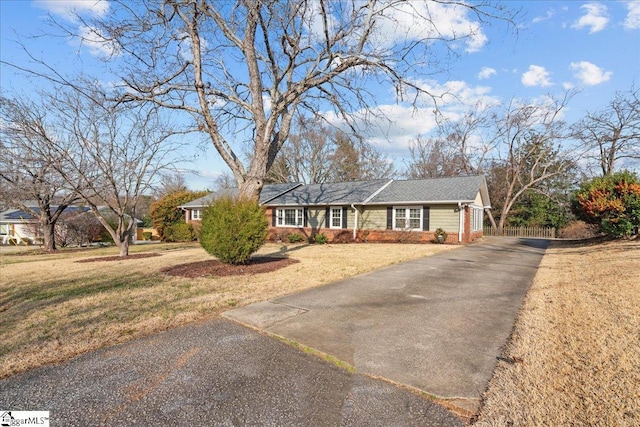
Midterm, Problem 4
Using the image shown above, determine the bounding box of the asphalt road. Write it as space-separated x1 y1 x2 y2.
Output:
1 318 461 426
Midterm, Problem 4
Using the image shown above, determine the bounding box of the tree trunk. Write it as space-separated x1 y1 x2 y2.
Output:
486 209 498 232
118 238 129 257
238 176 264 200
43 222 57 251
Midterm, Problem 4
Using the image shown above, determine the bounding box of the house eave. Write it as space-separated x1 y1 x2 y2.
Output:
364 199 476 206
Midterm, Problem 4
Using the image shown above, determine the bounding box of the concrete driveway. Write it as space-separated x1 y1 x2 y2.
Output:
224 237 549 413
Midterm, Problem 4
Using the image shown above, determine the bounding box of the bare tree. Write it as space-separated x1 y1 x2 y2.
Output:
485 94 577 231
44 87 184 256
438 103 496 175
404 136 465 178
405 103 497 179
155 171 188 197
573 87 640 176
0 96 79 251
212 172 238 196
268 116 394 183
22 1 513 199
266 116 335 184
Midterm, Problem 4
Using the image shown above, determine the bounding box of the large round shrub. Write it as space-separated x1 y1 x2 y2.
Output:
199 197 268 265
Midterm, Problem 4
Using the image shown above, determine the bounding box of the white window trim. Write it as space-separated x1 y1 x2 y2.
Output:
191 209 202 220
276 208 304 227
330 206 342 229
472 206 483 232
393 206 423 231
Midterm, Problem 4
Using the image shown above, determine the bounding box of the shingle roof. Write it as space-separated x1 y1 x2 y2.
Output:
1 206 90 221
265 180 389 206
367 175 487 204
259 183 302 204
179 183 301 208
180 176 490 209
179 193 220 208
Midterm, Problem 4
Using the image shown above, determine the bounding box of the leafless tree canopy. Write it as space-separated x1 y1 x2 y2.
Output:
1 89 183 254
52 0 514 199
404 93 578 229
485 94 577 230
268 116 394 184
0 96 79 251
573 87 640 176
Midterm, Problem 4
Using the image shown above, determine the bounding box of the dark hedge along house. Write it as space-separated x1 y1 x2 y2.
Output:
181 175 491 244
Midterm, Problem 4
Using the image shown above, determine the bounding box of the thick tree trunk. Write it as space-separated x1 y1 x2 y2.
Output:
118 238 129 257
238 176 264 200
43 222 56 251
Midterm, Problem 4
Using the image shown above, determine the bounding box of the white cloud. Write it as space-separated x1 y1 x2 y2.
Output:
571 3 609 33
323 78 500 155
478 67 497 80
532 9 555 24
570 61 612 86
369 1 490 53
34 0 109 21
521 65 552 87
400 78 499 112
624 1 640 29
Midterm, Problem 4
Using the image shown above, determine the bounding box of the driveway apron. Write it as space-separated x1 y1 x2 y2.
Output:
224 237 549 413
0 319 462 426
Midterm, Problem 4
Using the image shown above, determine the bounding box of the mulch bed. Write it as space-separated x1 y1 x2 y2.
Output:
76 253 163 263
162 256 300 278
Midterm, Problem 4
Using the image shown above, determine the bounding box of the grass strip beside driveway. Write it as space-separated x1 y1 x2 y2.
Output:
475 239 640 427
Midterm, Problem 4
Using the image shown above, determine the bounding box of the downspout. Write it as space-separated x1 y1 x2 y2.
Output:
458 202 463 243
351 204 358 240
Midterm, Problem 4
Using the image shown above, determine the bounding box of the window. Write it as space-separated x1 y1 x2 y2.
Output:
330 207 342 229
276 208 304 227
393 207 422 231
191 209 202 220
472 207 483 232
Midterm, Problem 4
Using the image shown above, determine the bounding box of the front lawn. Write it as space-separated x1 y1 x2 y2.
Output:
0 242 455 378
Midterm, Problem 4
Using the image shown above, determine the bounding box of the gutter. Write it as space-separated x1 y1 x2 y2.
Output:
350 204 359 240
458 202 463 243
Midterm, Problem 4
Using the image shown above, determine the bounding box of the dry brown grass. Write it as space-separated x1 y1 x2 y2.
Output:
0 241 455 379
475 239 640 427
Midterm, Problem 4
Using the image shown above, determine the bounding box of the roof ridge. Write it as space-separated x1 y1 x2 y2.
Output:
392 175 484 183
363 179 394 204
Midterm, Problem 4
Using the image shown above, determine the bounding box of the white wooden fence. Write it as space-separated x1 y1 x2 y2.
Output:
484 226 556 239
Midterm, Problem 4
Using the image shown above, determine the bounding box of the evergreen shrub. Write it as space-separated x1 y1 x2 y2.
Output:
199 197 268 265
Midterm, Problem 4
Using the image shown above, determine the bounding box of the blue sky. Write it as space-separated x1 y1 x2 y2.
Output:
1 1 639 190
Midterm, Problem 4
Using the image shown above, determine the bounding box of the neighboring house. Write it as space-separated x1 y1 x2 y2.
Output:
181 176 491 244
0 205 142 245
0 207 41 244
